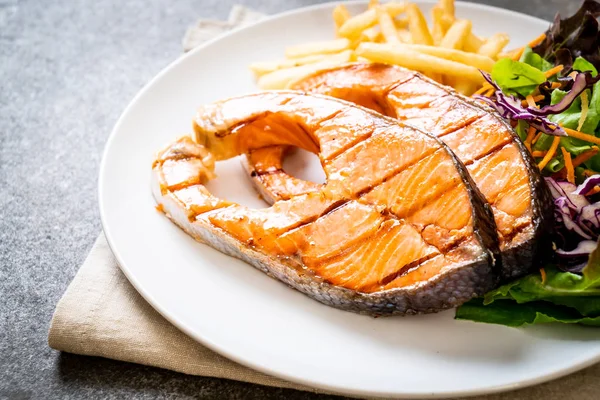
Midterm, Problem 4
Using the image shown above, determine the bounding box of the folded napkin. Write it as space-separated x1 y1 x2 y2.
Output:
49 5 600 399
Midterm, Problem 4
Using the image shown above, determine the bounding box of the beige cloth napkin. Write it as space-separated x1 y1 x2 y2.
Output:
49 5 600 399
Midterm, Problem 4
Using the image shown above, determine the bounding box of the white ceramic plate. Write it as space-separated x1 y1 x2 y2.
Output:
99 1 600 398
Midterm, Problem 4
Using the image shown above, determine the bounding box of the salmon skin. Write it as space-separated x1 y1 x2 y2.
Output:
243 63 552 282
152 91 501 315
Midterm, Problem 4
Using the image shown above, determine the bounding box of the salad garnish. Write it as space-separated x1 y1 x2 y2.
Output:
457 0 600 327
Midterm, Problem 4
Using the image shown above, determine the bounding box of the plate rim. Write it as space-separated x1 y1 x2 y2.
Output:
98 1 599 398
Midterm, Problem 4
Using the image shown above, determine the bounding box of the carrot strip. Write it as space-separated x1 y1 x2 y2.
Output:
538 136 560 170
521 95 544 107
528 33 546 48
532 131 543 145
473 83 492 96
584 168 599 177
511 47 525 60
561 147 575 183
564 127 600 146
588 186 600 195
483 87 495 97
551 82 562 89
532 150 547 157
524 126 537 151
577 91 589 132
540 268 547 284
544 64 564 78
525 94 538 108
572 146 599 168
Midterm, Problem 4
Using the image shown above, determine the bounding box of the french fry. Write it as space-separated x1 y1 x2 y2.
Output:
338 2 406 39
406 3 433 45
332 4 351 35
447 77 478 96
439 19 471 49
477 33 510 59
257 50 354 90
356 42 484 83
356 56 373 63
376 6 401 44
463 34 483 52
439 0 455 18
397 29 412 43
394 16 409 30
249 54 330 76
285 38 351 58
394 43 495 71
431 6 447 45
360 26 381 42
368 0 379 8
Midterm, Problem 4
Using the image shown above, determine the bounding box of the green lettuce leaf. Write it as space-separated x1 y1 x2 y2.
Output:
573 56 599 76
491 58 547 97
520 46 553 72
455 239 600 327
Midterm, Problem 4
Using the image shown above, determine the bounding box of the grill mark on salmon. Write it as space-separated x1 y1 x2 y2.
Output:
245 64 552 281
153 91 501 315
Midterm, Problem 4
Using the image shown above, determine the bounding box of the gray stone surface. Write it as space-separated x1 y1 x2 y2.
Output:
0 0 582 399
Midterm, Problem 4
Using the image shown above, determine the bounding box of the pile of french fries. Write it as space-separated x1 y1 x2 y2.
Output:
249 0 510 95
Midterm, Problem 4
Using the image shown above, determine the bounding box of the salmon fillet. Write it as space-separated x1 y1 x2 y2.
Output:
152 91 500 315
243 63 552 280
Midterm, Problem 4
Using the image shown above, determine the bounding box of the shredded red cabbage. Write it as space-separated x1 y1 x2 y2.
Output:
476 71 599 136
546 175 600 272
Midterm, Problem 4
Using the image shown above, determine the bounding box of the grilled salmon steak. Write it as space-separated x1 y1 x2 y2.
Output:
243 63 552 281
152 91 501 315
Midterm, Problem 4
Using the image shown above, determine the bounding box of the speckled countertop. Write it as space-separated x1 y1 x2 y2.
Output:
0 0 582 399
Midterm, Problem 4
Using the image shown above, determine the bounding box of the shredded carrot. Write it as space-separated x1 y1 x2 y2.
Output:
532 131 544 145
511 47 525 60
551 82 562 89
564 127 600 146
584 168 599 177
525 94 538 108
532 150 547 157
521 95 544 107
528 33 546 48
544 64 564 78
561 147 575 183
538 136 561 170
577 90 589 132
588 186 600 195
483 87 495 97
540 268 547 284
473 83 492 96
524 126 537 151
572 146 599 168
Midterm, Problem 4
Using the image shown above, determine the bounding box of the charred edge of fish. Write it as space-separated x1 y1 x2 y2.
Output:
454 90 554 279
171 203 497 316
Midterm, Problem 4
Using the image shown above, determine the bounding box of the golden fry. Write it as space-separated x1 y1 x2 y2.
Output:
368 0 379 9
396 43 495 71
285 38 351 58
249 54 329 76
397 29 412 43
394 16 409 30
439 0 455 18
257 50 354 89
338 2 406 39
439 19 472 49
431 6 447 45
376 6 401 44
332 4 351 35
360 26 381 42
463 34 484 52
356 42 484 83
406 3 433 45
477 33 510 59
